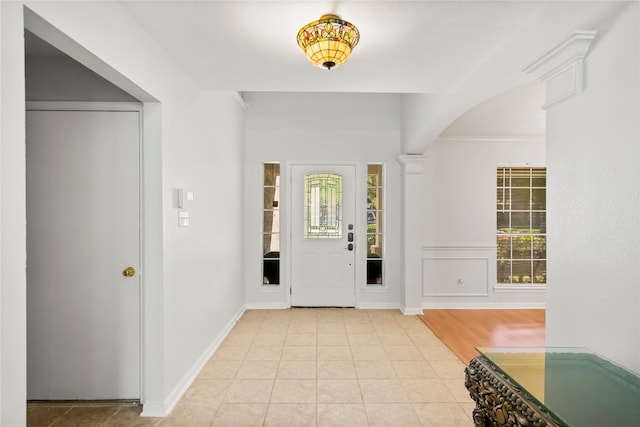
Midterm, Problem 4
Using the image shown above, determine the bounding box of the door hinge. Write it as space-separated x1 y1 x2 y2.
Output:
290 287 292 295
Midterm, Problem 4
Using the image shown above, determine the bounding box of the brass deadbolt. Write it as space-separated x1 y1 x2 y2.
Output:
122 266 136 277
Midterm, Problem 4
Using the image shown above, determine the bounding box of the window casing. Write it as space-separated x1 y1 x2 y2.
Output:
497 167 546 285
263 163 280 285
367 164 384 285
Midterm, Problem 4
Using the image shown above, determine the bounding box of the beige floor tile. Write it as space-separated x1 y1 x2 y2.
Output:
245 345 283 361
277 360 316 379
400 379 457 403
211 403 268 426
348 333 383 346
460 402 476 423
223 379 274 403
223 333 256 346
342 311 373 323
372 323 406 334
365 403 421 426
317 333 349 346
260 322 290 333
252 333 286 347
412 402 475 427
181 379 232 405
264 403 316 427
317 346 353 361
230 322 261 334
344 322 375 333
242 310 269 322
317 403 368 427
282 345 316 360
401 323 434 334
392 360 438 379
316 322 346 333
385 346 425 361
317 379 363 403
441 378 475 403
418 345 459 361
285 333 316 346
359 379 408 403
288 322 317 333
199 359 242 379
316 310 344 323
430 360 466 379
378 333 414 346
354 360 397 379
270 379 317 403
317 360 357 379
236 360 279 379
351 346 389 361
408 333 444 347
159 403 218 427
212 345 250 361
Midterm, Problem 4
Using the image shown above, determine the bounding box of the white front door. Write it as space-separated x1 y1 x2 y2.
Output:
26 107 141 400
291 163 356 307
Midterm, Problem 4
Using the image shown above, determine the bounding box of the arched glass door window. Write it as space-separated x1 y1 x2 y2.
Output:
304 173 343 239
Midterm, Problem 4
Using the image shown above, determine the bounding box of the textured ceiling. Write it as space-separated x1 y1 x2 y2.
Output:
119 1 623 94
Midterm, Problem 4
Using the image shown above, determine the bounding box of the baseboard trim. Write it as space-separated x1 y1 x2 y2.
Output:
400 306 424 315
155 305 246 417
422 302 546 309
357 302 401 310
140 402 165 418
245 302 289 310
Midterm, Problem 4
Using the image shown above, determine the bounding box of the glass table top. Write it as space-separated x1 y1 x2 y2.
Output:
477 347 640 427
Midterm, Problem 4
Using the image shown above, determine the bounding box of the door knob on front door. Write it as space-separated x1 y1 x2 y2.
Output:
122 266 136 277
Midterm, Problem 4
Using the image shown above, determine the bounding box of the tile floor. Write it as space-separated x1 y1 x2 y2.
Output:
27 308 475 426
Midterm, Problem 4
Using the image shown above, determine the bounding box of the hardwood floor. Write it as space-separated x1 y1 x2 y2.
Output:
418 309 545 364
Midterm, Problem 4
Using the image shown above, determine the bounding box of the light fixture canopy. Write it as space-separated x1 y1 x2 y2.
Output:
296 14 360 70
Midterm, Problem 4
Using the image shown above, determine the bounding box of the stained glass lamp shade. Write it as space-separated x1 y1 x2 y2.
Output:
296 14 360 70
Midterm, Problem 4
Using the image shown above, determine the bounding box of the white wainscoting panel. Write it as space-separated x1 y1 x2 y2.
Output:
422 246 495 297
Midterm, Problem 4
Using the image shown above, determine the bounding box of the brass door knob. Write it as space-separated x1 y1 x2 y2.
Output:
122 266 136 277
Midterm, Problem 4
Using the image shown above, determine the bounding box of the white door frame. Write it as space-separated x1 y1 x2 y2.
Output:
287 161 362 308
26 101 144 399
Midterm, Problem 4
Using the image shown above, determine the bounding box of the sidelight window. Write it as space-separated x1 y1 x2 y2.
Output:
263 163 280 285
367 164 384 285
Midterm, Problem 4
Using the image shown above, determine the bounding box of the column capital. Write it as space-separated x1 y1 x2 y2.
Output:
397 154 425 174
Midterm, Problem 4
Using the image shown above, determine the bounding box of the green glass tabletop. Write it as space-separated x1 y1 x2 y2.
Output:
477 347 640 427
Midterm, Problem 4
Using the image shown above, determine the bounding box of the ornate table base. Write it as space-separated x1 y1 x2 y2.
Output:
465 356 563 427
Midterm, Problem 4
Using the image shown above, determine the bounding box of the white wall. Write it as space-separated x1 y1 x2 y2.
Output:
2 1 247 419
1 3 28 425
26 55 138 102
243 92 403 309
422 138 546 308
546 3 640 373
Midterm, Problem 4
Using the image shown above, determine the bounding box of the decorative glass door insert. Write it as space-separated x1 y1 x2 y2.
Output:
304 173 343 239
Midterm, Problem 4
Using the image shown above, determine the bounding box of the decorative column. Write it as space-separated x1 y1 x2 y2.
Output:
397 155 425 315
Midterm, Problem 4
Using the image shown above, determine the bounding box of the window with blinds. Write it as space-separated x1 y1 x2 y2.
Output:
497 167 546 285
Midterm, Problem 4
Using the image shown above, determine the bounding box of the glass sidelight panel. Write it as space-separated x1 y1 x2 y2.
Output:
367 164 384 285
263 163 280 285
304 173 343 239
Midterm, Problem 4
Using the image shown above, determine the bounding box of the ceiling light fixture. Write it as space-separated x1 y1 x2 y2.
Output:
296 14 360 70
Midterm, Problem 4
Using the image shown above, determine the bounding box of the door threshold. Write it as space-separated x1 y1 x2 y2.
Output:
27 399 140 407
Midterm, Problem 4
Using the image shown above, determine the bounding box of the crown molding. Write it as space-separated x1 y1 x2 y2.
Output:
523 30 596 109
436 136 545 143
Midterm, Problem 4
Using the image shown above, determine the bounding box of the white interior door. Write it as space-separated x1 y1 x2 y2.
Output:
26 107 141 400
291 164 356 307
